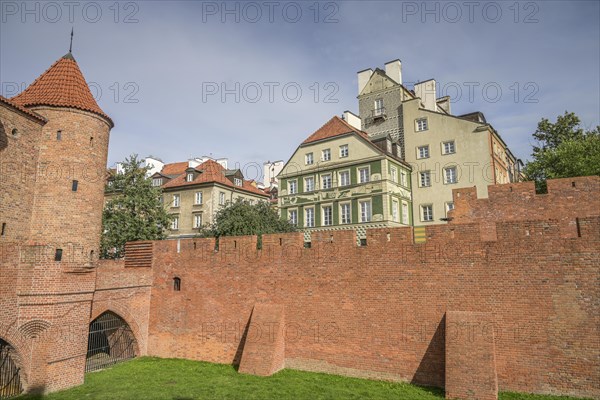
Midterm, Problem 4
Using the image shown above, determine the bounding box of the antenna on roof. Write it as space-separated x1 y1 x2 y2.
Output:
69 27 74 53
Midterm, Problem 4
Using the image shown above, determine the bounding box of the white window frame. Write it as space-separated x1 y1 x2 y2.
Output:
417 145 430 159
444 166 458 184
171 216 179 230
400 170 407 187
304 176 315 192
338 170 350 187
419 171 431 187
305 207 315 228
374 98 384 116
402 201 409 224
305 152 314 165
194 191 203 205
321 173 332 189
339 144 349 158
288 209 298 226
445 201 455 217
322 148 331 161
234 177 242 186
186 173 194 182
359 200 372 223
152 178 162 187
416 117 428 132
288 179 297 195
358 166 370 184
322 205 333 226
219 191 226 205
340 202 351 224
392 199 399 222
193 214 202 228
421 204 434 222
390 166 398 183
172 194 180 208
443 140 456 155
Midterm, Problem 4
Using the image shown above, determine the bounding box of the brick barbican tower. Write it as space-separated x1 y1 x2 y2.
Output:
0 52 113 393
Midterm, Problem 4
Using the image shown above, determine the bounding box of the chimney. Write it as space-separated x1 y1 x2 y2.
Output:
357 68 373 95
384 59 402 85
342 111 362 130
414 79 437 111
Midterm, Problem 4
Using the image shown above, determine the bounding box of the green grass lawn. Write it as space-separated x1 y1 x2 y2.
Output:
17 357 589 400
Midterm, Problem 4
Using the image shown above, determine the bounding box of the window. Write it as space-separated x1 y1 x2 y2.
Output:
288 180 297 194
54 249 63 262
289 209 298 226
392 199 399 222
152 178 162 187
340 203 351 224
421 204 433 222
322 205 333 226
402 201 409 224
173 277 181 291
374 98 384 116
444 166 458 184
234 177 242 186
305 207 315 228
417 145 430 159
322 149 331 161
416 118 428 131
186 173 194 182
1 223 6 236
72 180 78 191
419 171 431 187
386 140 392 153
339 170 350 186
172 194 180 207
193 214 203 228
304 176 315 192
445 202 455 216
171 216 179 230
358 167 370 183
443 140 456 154
57 130 62 140
339 144 349 158
390 166 398 183
305 153 314 165
359 200 372 223
321 174 332 189
219 192 226 205
195 191 203 205
400 171 407 187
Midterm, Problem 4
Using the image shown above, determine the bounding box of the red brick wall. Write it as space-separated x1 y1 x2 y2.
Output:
142 205 599 398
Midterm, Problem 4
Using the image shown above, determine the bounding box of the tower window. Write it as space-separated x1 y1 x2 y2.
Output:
55 249 63 262
57 131 62 140
72 180 79 191
1 222 6 236
173 277 181 291
90 136 94 147
11 128 19 138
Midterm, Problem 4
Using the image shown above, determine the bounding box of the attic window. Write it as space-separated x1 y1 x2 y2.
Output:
234 178 242 186
186 173 194 182
152 178 162 187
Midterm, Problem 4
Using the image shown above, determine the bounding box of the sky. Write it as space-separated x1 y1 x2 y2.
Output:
1 0 599 183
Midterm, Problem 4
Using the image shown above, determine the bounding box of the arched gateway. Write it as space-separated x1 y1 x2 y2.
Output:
86 312 138 372
0 338 23 399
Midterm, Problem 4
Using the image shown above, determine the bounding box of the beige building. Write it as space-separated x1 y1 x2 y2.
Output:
357 60 523 225
150 158 269 238
278 114 412 241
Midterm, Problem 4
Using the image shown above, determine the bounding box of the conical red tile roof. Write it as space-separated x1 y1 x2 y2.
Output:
11 53 113 127
302 116 368 144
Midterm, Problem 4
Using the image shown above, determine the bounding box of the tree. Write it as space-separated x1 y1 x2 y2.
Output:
101 155 172 258
199 198 296 243
524 111 600 192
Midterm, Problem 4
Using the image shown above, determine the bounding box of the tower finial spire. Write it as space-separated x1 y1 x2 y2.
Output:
69 27 74 53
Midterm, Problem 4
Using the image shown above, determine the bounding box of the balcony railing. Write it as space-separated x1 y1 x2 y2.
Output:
372 107 386 119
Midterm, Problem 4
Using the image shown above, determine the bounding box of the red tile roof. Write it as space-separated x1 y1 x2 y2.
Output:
0 95 47 123
161 159 268 197
11 53 113 127
160 161 189 176
302 116 369 144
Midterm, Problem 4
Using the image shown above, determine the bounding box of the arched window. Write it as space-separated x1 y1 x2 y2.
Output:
173 277 181 292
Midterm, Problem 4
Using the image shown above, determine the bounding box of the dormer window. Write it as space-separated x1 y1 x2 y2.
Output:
152 178 162 187
234 178 242 186
186 173 194 182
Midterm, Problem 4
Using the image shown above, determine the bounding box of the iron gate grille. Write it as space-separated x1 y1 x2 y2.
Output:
0 339 23 399
86 312 137 372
